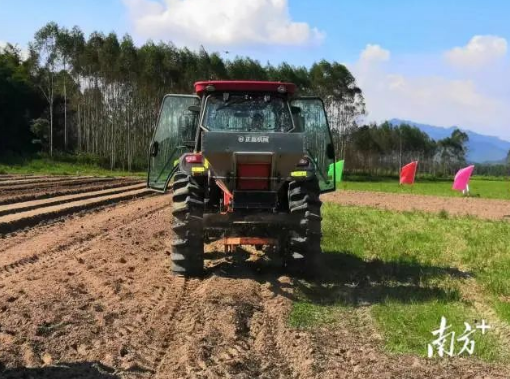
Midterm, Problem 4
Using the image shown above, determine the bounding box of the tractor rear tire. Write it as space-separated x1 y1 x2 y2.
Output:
286 177 322 276
171 171 205 277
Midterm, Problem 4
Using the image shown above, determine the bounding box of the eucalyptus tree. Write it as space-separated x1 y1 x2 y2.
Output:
63 26 86 152
309 60 365 159
265 62 311 92
436 129 469 175
31 22 60 156
55 27 73 149
226 57 268 80
118 35 139 170
208 52 228 79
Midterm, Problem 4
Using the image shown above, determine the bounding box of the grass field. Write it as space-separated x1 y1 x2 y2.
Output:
0 157 145 177
339 178 510 200
290 203 510 362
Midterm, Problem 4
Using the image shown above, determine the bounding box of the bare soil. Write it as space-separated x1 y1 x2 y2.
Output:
0 177 509 378
0 177 123 192
324 190 510 221
0 177 149 235
0 177 142 206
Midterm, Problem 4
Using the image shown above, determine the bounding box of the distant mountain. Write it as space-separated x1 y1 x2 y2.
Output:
389 119 510 164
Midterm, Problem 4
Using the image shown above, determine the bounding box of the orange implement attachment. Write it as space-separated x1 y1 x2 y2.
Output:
223 191 233 212
223 237 278 253
215 179 233 213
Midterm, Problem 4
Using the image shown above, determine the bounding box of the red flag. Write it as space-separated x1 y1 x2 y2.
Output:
400 161 418 185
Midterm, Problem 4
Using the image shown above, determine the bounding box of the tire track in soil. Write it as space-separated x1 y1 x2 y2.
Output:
0 214 100 255
54 220 177 368
42 205 181 376
0 194 174 373
0 207 165 284
125 278 198 377
0 196 170 281
0 233 104 282
152 279 202 379
0 194 381 378
2 186 510 378
152 275 300 379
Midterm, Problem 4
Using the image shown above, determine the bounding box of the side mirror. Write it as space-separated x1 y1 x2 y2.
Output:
188 105 200 113
326 143 335 159
150 141 159 157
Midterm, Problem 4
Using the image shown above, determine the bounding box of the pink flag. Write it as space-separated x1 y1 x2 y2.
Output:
452 165 475 191
400 161 418 185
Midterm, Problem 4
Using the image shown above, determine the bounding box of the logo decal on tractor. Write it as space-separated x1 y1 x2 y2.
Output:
238 136 270 143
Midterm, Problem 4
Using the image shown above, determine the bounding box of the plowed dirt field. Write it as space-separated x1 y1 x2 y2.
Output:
324 190 510 221
1 176 509 378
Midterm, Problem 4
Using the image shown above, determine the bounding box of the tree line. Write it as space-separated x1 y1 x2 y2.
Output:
343 121 469 177
1 22 365 171
1 22 508 176
343 122 510 177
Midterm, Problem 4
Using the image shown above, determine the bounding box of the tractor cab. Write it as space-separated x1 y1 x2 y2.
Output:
147 81 336 276
148 81 336 195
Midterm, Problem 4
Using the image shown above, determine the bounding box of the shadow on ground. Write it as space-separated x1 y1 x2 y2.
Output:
0 361 118 379
296 250 470 306
206 247 471 307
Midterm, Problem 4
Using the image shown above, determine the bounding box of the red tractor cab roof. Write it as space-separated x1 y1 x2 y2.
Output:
194 80 297 97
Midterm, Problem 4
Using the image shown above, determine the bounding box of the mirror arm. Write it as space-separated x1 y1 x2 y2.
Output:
327 143 335 159
150 141 159 157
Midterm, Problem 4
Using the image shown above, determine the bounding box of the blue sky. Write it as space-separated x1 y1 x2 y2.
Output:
2 0 509 65
1 0 509 139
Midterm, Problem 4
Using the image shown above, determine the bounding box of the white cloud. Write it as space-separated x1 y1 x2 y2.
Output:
123 0 325 48
0 40 29 60
445 35 507 70
360 44 390 63
352 41 510 139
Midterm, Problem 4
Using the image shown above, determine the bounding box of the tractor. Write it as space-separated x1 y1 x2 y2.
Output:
147 81 336 276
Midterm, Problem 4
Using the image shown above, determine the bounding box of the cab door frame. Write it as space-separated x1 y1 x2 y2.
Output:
291 96 336 194
147 94 200 193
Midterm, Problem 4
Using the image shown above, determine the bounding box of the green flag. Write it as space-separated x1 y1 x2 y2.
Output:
328 160 344 183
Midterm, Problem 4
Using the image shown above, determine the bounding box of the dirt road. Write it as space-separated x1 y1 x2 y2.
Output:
1 177 509 378
324 190 510 221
